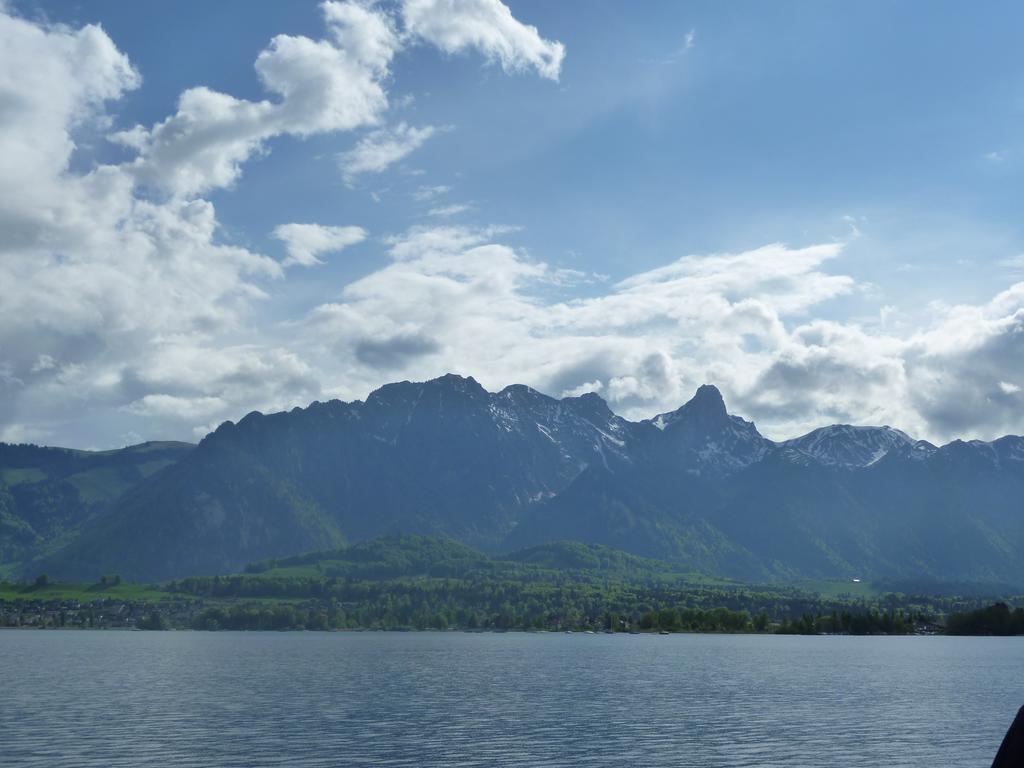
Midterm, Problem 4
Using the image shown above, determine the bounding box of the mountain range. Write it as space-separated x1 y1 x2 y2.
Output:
2 374 1022 585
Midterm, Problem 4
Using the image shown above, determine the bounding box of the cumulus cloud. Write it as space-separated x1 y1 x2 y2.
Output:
110 1 401 197
338 122 437 184
0 1 564 447
272 223 367 267
0 11 139 247
7 3 1024 450
109 0 562 198
402 0 565 80
900 284 1024 439
301 231 855 433
295 225 1024 444
0 13 280 412
116 345 322 437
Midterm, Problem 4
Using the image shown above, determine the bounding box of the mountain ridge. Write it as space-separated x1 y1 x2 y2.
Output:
3 374 1023 585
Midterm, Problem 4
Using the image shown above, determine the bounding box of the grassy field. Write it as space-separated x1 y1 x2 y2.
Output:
0 581 172 603
0 467 47 486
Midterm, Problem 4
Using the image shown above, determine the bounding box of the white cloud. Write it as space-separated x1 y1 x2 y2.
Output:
125 394 227 422
0 1 563 447
110 2 401 198
427 203 471 217
338 122 437 184
321 0 400 74
0 13 278 388
301 229 851 428
109 0 563 197
898 283 1024 439
296 225 1024 444
9 3 1024 451
402 0 565 80
413 184 451 201
0 11 139 245
273 223 368 267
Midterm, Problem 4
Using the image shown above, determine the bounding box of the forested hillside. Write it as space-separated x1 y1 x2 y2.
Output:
4 375 1023 587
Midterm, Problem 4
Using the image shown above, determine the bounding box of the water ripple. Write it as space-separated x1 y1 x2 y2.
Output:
1 632 1021 767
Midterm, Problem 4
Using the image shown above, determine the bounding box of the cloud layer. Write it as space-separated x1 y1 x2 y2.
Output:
111 2 398 198
299 228 1024 443
0 1 564 446
403 0 566 80
273 223 368 267
2 2 1023 449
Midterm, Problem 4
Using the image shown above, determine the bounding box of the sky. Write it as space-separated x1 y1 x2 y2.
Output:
1 0 1023 449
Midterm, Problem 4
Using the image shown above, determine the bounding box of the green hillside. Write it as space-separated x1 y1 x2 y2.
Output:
0 441 194 570
4 535 1019 634
162 535 987 632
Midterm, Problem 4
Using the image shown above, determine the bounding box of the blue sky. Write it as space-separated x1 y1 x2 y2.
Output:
2 0 1023 447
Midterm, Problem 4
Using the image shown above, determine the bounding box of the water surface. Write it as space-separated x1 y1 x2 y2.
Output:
2 631 1021 766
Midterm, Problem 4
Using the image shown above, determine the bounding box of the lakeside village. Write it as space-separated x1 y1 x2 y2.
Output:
0 594 954 635
1 596 196 630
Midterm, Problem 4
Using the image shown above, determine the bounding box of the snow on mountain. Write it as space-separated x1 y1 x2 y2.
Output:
644 385 772 475
22 372 1024 583
781 424 916 468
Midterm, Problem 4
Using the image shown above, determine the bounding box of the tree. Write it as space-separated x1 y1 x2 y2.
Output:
137 611 167 630
656 608 679 631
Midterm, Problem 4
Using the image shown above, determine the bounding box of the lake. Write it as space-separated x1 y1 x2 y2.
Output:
2 631 1021 766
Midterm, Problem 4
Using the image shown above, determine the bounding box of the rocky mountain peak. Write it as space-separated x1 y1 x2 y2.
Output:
642 385 770 475
561 391 615 421
649 384 731 433
15 372 1024 584
782 424 917 468
428 373 486 395
690 383 726 412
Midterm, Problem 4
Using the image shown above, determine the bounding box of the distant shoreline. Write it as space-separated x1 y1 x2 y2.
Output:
0 626 961 636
